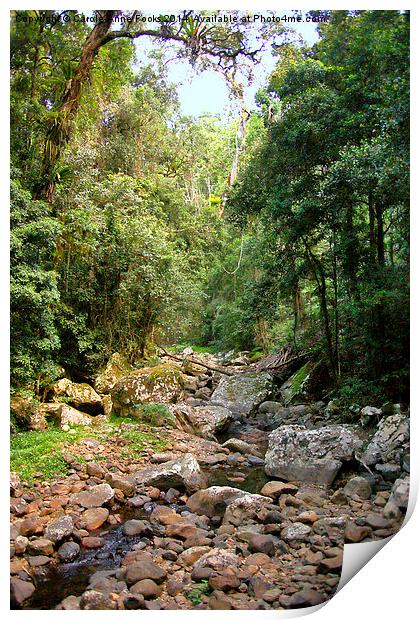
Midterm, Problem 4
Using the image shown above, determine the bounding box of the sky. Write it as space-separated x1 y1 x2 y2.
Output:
135 13 319 118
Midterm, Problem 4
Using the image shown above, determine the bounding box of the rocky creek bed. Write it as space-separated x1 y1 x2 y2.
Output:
10 353 410 610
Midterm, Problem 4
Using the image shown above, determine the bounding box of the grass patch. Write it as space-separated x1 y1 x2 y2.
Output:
107 414 167 456
11 415 169 485
10 425 91 484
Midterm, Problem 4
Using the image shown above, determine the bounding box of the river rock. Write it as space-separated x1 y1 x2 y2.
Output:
81 507 109 531
281 523 312 542
80 590 117 610
123 519 153 537
105 473 135 496
60 405 94 428
260 481 298 499
58 541 80 562
125 560 167 585
178 546 212 566
222 438 254 454
247 533 276 556
210 372 273 417
389 476 410 509
10 577 35 606
187 486 266 518
27 538 54 556
360 406 382 426
209 591 233 610
285 587 326 608
128 453 206 494
223 493 273 526
361 413 409 466
343 476 372 499
169 404 232 440
111 364 183 414
18 514 44 536
45 515 73 543
258 402 319 429
69 483 115 508
265 424 362 486
130 579 162 599
344 521 370 543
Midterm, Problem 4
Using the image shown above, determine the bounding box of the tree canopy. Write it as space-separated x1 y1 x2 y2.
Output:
10 10 409 404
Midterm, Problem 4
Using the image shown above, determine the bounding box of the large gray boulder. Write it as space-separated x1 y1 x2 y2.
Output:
210 372 273 417
169 404 232 441
265 424 362 486
110 364 183 415
361 413 409 466
127 454 207 494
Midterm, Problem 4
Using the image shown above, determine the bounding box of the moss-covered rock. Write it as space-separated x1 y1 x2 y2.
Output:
94 353 133 394
52 379 104 415
110 363 184 416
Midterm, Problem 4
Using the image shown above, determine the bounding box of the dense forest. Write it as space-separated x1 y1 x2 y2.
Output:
11 9 409 405
9 10 411 612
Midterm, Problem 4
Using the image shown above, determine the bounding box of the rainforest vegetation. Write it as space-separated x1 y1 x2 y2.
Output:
10 9 409 405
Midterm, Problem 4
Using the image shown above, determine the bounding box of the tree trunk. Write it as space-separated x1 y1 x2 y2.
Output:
36 10 117 201
376 202 385 266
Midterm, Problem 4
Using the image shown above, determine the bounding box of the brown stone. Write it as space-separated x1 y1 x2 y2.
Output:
318 553 343 574
125 560 167 586
365 514 392 530
70 483 114 508
27 538 54 556
81 507 109 531
244 553 272 567
208 571 240 592
150 506 184 526
260 481 298 499
81 537 105 549
10 577 35 606
345 521 371 543
295 510 319 524
18 514 44 537
209 590 233 610
130 579 162 599
165 523 199 540
178 546 212 567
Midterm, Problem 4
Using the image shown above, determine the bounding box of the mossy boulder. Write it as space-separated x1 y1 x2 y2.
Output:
111 363 184 416
52 379 104 415
279 362 312 406
94 353 133 394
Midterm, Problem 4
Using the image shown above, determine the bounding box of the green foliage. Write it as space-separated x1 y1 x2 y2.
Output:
226 10 409 398
186 580 211 606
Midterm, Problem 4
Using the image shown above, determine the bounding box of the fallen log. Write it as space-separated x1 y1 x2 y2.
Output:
157 347 235 376
256 351 310 372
